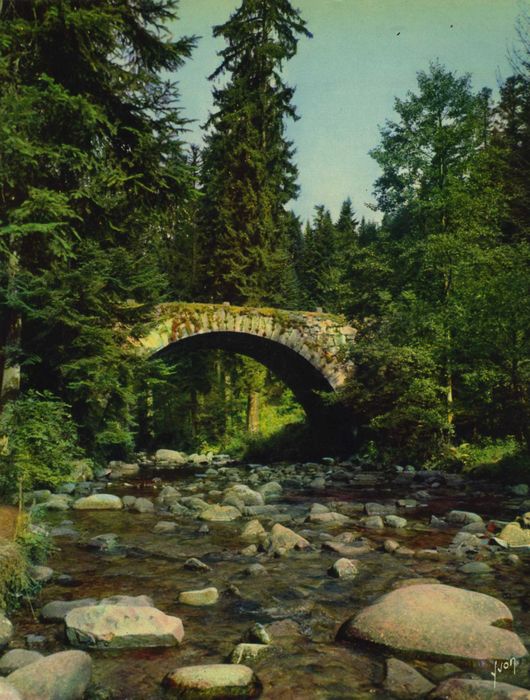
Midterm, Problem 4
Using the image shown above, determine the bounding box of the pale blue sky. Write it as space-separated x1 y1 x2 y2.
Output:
171 0 523 223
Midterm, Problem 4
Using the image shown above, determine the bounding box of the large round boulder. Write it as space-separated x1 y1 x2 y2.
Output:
7 650 91 700
73 494 122 510
338 583 528 662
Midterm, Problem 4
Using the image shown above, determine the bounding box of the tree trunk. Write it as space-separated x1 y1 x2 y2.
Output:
246 389 259 434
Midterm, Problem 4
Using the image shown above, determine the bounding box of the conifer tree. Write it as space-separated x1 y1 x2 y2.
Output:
200 0 310 305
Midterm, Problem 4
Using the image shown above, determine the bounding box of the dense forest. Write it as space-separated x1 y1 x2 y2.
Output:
0 0 529 491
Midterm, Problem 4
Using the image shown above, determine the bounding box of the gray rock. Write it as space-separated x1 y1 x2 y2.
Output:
153 520 177 534
384 515 407 528
155 449 187 464
510 484 529 496
184 558 211 572
66 605 183 648
447 510 483 525
0 649 43 676
0 679 21 699
43 494 73 511
229 643 270 664
73 494 122 510
200 505 241 522
164 664 261 698
365 502 397 516
87 533 121 552
178 587 218 606
29 565 54 583
268 523 310 555
40 599 98 623
430 677 530 699
122 495 137 508
328 558 358 579
361 515 384 529
131 497 154 513
0 616 13 649
459 561 492 575
383 657 434 699
7 650 92 700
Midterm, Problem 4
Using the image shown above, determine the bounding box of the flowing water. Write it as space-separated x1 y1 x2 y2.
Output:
9 464 530 699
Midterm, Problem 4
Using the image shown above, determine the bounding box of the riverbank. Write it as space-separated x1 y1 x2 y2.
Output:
0 457 529 698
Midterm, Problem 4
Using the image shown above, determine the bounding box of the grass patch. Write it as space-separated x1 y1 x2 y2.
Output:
453 438 530 483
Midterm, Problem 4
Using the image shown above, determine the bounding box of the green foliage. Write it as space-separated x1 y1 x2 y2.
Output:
200 0 310 306
0 391 79 494
0 540 31 612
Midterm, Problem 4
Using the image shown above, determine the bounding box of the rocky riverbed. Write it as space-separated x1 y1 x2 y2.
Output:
1 456 530 699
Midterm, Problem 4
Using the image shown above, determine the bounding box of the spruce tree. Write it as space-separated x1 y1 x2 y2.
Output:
200 0 310 306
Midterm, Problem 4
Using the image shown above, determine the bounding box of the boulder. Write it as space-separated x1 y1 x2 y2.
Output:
0 616 13 649
200 505 241 522
365 502 397 516
0 650 43 676
338 583 528 662
328 558 358 579
155 449 187 464
268 523 310 555
131 497 154 514
240 520 266 542
257 481 282 501
385 515 407 528
164 664 261 698
383 657 434 699
361 515 384 529
65 605 184 648
229 643 270 664
429 677 530 699
40 598 97 623
73 494 122 510
0 679 22 699
308 512 351 525
498 521 530 547
7 650 91 700
447 510 483 525
178 587 218 606
223 485 263 507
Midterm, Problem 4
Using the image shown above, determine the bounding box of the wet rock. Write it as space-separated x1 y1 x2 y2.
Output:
73 494 122 510
361 515 384 529
268 523 310 555
498 521 530 547
328 558 358 579
244 623 271 645
87 533 121 552
382 657 434 699
397 498 417 508
66 605 184 648
184 557 211 572
257 482 282 501
223 485 263 507
365 502 397 516
423 662 462 682
309 477 326 489
29 565 53 583
384 538 400 553
155 449 187 465
310 503 329 514
447 510 483 525
384 515 407 528
0 679 21 699
244 563 267 577
323 540 373 556
265 619 304 643
7 650 92 700
459 561 492 575
131 497 154 514
169 503 192 517
308 511 351 525
240 520 266 542
50 525 78 538
180 496 209 512
415 549 442 561
338 583 528 662
431 515 449 529
510 484 529 496
460 521 486 533
43 494 73 511
0 616 13 649
108 461 140 479
429 677 530 699
153 520 177 534
242 505 281 517
395 546 415 557
229 643 270 664
0 650 43 676
41 599 98 623
164 664 261 698
178 587 219 606
240 544 258 556
200 504 241 522
156 485 181 507
122 495 137 508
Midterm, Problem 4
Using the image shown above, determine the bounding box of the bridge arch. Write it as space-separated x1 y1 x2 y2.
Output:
138 303 356 419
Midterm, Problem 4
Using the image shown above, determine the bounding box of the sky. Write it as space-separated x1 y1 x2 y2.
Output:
170 0 523 224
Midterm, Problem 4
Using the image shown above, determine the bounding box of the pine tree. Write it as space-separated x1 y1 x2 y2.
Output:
200 0 311 306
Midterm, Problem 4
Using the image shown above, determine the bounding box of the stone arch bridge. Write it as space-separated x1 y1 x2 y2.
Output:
138 303 356 419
